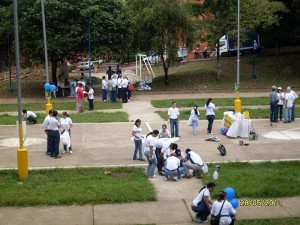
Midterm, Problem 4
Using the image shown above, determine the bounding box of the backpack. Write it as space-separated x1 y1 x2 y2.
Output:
128 84 134 91
217 144 226 156
210 201 225 225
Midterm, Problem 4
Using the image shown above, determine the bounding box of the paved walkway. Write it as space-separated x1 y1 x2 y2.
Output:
0 92 300 225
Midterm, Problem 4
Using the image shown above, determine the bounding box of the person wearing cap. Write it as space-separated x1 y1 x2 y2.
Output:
182 149 205 179
287 86 298 121
277 87 285 121
284 87 295 123
269 85 279 123
164 150 185 181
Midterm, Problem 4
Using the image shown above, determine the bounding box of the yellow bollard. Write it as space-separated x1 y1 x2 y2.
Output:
234 92 242 113
17 147 28 180
45 98 53 115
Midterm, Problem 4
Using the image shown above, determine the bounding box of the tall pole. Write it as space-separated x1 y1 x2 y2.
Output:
41 0 53 114
13 0 28 180
88 19 92 86
234 0 241 113
8 33 13 93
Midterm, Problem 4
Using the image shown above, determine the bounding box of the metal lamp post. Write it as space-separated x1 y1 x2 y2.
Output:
41 0 53 114
234 0 242 113
13 0 28 180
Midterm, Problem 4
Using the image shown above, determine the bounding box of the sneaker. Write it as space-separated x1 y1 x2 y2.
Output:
69 150 73 154
173 177 178 181
63 150 67 154
164 177 168 181
158 171 164 176
148 175 156 178
46 152 51 155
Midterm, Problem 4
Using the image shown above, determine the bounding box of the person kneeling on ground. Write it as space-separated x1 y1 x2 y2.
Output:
164 150 185 181
22 109 38 124
191 182 216 223
182 148 205 179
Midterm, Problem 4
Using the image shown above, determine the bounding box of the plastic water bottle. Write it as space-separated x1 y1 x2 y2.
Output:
213 170 218 180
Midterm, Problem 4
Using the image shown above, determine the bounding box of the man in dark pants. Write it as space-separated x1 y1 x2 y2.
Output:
269 85 279 123
43 109 53 155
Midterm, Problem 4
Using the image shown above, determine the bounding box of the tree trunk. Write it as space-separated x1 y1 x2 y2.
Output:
275 41 280 56
216 43 221 80
51 56 58 85
162 58 169 85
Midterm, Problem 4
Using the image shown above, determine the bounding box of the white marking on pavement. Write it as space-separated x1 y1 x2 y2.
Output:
262 130 300 140
0 138 46 148
146 122 152 132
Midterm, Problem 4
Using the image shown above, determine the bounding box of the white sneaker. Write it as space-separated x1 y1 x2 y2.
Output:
173 177 178 181
63 150 66 154
164 177 168 181
69 150 73 154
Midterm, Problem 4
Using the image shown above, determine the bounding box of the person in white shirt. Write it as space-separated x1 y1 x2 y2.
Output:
60 112 73 154
87 85 94 111
191 182 216 223
132 119 145 161
284 87 295 123
190 105 200 135
182 148 205 179
101 76 108 102
117 74 123 100
164 150 185 181
22 109 38 124
121 77 129 103
211 191 236 225
43 109 53 155
144 130 159 178
168 101 180 137
158 124 171 138
163 142 177 160
111 74 118 103
205 98 216 134
277 87 285 121
154 137 172 176
288 86 298 121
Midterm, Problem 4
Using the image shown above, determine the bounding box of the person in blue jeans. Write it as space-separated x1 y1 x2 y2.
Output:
144 130 159 178
205 98 216 134
132 119 145 161
168 101 180 137
164 150 185 181
191 182 216 223
190 105 200 135
269 85 279 122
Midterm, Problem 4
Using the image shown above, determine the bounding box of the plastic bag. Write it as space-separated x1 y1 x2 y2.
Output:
60 131 71 148
187 115 193 126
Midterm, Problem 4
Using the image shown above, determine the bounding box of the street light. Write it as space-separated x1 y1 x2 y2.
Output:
234 0 241 113
252 40 257 79
13 0 28 180
41 0 53 115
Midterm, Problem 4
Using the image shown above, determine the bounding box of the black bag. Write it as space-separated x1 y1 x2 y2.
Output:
217 144 226 156
210 201 225 225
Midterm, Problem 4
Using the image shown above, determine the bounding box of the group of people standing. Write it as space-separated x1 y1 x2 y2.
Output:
103 65 133 103
42 110 73 158
168 99 216 137
132 121 206 180
269 85 298 123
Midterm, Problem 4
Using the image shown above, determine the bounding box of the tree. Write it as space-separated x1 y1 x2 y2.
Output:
193 0 288 80
0 0 134 84
127 0 195 85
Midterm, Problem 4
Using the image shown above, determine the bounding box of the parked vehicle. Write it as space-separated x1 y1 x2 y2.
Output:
217 31 261 56
145 47 188 64
78 59 93 71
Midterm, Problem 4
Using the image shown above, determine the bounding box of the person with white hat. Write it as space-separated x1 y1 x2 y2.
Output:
277 87 285 121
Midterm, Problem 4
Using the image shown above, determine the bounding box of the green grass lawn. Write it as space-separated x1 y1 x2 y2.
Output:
236 218 300 225
0 111 128 125
151 97 269 108
203 162 300 198
0 101 122 112
0 167 156 206
156 107 270 120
